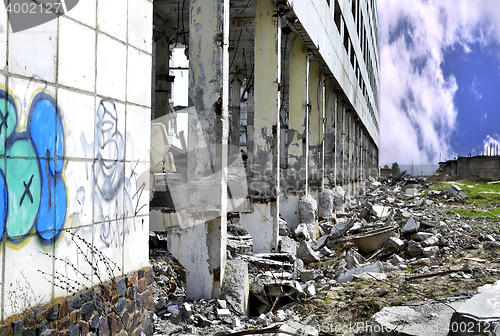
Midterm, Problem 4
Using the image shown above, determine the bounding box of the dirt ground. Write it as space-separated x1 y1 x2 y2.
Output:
290 176 500 334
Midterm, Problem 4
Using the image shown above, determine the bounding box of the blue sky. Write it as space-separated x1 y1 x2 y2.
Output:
378 0 500 165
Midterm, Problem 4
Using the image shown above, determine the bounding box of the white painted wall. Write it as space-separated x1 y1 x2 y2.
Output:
0 0 152 320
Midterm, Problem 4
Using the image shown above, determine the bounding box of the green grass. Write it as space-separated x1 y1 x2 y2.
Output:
435 181 500 219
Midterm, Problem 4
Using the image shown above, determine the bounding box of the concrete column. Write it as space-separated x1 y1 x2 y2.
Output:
308 59 324 189
230 74 242 155
279 32 309 230
336 99 344 187
246 88 254 170
324 79 336 186
285 32 308 193
241 0 281 252
167 0 229 300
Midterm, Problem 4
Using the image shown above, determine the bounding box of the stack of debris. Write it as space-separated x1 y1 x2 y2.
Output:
149 173 500 335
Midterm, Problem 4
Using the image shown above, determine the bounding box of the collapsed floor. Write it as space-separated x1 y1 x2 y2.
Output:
148 173 500 336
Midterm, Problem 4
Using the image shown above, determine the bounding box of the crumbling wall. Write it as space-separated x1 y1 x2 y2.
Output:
0 0 152 322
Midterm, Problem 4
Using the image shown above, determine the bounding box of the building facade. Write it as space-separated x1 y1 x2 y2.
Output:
150 0 380 299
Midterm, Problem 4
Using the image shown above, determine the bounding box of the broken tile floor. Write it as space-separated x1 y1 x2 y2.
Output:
149 173 500 336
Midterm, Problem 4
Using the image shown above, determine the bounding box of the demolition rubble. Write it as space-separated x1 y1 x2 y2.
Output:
149 172 500 336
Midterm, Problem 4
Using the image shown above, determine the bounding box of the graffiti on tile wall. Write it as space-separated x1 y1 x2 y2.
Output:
0 88 67 248
76 99 147 248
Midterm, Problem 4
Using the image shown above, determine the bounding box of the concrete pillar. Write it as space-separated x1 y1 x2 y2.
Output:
246 89 254 170
308 59 324 189
230 74 242 155
324 79 336 186
168 0 229 300
285 32 309 193
336 99 344 187
241 0 280 252
279 32 308 230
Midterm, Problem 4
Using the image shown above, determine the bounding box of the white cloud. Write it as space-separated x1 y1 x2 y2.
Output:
379 0 500 165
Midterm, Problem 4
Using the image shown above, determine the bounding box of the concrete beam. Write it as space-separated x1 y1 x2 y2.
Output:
166 0 229 300
241 0 280 253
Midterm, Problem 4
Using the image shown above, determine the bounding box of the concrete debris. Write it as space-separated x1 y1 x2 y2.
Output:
370 302 460 336
337 261 383 283
294 223 311 241
318 189 335 218
449 281 500 336
402 217 420 234
149 172 500 336
299 195 317 224
297 241 320 264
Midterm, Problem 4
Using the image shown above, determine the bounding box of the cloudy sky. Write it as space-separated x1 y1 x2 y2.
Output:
379 0 500 165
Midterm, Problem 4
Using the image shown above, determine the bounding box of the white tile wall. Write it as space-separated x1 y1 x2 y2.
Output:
128 0 153 54
124 161 149 217
4 236 53 317
97 0 127 42
123 216 149 274
65 0 97 28
127 47 152 107
8 75 57 130
94 98 126 161
126 103 151 162
53 226 94 298
0 0 153 321
0 3 7 71
92 219 124 279
96 33 127 101
58 17 96 92
65 159 94 227
57 88 96 159
8 18 57 82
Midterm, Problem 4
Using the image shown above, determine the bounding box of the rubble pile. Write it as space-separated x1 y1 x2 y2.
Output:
149 173 500 335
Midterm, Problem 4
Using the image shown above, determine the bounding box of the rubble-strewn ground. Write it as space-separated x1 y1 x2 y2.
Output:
149 173 500 336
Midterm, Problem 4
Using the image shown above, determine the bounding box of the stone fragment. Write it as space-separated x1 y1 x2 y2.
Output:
303 283 316 297
220 260 249 316
422 235 440 247
337 261 383 283
279 217 290 236
318 189 335 218
401 217 420 234
278 321 319 336
299 195 317 224
280 236 297 256
411 232 434 242
297 241 320 264
422 246 439 257
332 186 345 213
407 240 423 257
295 223 311 241
391 254 406 266
299 270 318 282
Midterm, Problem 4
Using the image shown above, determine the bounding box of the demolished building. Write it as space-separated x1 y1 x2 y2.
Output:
150 0 380 300
0 0 380 333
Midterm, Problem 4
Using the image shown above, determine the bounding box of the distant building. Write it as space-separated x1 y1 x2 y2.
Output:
439 156 500 180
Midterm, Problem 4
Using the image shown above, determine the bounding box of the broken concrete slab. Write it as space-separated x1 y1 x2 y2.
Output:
449 280 500 336
337 261 383 283
370 301 461 336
